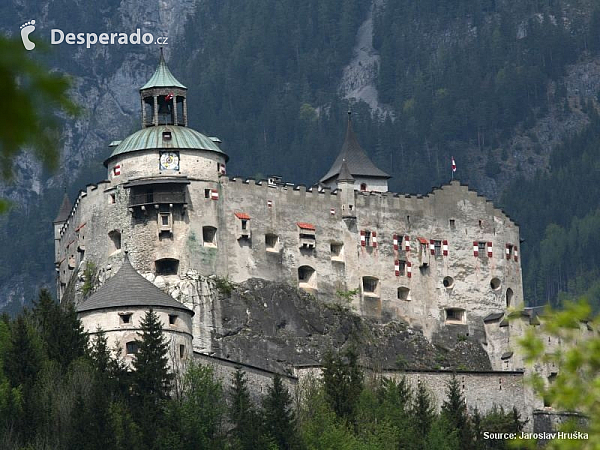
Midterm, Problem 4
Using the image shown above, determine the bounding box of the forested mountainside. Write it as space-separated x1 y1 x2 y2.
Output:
1 0 600 310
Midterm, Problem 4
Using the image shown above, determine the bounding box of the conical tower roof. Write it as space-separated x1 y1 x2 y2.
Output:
320 115 390 183
54 193 72 223
140 49 186 90
337 159 354 182
77 254 193 315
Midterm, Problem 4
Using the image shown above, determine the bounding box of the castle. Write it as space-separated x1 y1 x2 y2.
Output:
53 52 568 427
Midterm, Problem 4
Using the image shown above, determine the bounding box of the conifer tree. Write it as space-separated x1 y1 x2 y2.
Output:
441 375 474 450
228 368 264 449
31 288 87 369
322 347 363 425
131 309 173 449
411 381 435 441
262 373 298 449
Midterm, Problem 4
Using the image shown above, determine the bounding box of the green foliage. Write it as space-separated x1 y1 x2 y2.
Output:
336 288 359 304
322 347 364 426
132 309 173 449
31 289 88 369
502 109 600 308
0 37 79 185
81 261 97 298
262 373 299 449
214 276 234 296
228 368 266 449
411 381 436 442
441 376 474 450
160 362 227 449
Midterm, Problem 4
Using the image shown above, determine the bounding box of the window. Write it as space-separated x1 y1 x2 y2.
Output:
397 287 410 301
162 131 172 140
398 260 406 274
180 344 185 358
203 226 217 246
108 193 116 204
241 220 247 230
443 276 454 289
490 277 501 291
169 314 178 325
506 288 514 307
434 240 442 257
362 276 379 296
119 313 132 324
478 241 487 256
146 188 154 203
159 212 172 233
363 230 371 247
505 244 513 259
330 243 343 260
234 213 251 239
155 258 179 275
360 183 367 191
204 189 211 199
265 233 279 251
298 265 317 290
108 230 121 254
297 223 316 249
449 219 455 230
445 308 465 324
126 341 139 355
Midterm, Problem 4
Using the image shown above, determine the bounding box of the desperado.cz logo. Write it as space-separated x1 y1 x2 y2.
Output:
19 20 168 50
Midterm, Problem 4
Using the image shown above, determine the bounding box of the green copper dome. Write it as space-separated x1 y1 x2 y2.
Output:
104 125 228 166
140 50 186 90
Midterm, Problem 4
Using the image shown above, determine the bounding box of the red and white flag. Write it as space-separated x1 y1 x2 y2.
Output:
452 157 457 172
165 93 174 101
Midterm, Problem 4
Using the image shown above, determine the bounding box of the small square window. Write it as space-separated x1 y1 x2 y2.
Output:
265 234 279 251
362 276 379 294
169 314 178 325
330 243 343 260
119 313 132 324
126 341 139 355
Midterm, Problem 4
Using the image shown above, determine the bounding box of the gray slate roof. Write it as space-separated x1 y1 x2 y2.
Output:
483 312 504 323
320 117 390 183
77 255 193 315
54 193 72 223
337 159 354 182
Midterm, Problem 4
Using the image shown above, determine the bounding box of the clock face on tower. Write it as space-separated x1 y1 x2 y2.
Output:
159 151 180 171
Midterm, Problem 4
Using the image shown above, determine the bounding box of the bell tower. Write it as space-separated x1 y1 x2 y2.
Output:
140 48 188 128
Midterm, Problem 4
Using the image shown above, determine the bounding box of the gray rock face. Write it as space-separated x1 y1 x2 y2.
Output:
205 278 491 374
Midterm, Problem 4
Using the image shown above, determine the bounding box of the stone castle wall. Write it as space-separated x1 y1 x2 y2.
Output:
56 166 524 372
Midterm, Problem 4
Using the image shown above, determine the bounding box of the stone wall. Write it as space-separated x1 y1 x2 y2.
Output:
56 146 525 370
194 352 297 401
295 366 537 430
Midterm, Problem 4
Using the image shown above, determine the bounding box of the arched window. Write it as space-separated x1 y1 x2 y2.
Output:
362 276 379 297
155 258 179 275
506 288 514 308
298 265 317 290
108 230 121 254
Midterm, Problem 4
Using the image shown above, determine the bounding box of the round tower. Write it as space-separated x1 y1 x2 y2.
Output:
103 49 228 183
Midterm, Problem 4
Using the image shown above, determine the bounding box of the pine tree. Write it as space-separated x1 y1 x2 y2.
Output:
229 368 264 449
322 347 364 425
441 375 474 450
131 309 173 449
262 373 298 449
31 288 87 369
411 381 435 440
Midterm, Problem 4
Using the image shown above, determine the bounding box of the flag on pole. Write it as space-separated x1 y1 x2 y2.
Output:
452 157 457 172
165 93 174 101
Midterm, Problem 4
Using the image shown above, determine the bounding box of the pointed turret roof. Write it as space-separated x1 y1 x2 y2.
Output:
140 48 186 90
320 115 390 183
77 254 193 315
337 159 354 182
54 193 72 223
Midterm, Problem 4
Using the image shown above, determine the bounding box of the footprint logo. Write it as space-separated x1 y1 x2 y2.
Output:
20 20 36 51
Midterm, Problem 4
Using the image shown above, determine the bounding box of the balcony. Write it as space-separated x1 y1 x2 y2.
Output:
129 190 186 208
